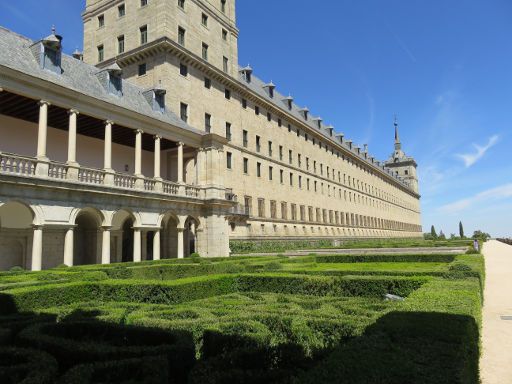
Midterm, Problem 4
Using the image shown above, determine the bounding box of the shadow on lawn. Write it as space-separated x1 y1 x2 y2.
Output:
0 294 479 384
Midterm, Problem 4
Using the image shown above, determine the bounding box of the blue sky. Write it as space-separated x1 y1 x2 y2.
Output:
1 0 511 237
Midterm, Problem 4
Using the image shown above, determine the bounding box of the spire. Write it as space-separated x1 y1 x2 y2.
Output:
394 115 401 151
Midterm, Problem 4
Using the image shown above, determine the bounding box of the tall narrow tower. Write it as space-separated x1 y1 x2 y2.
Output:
384 118 419 193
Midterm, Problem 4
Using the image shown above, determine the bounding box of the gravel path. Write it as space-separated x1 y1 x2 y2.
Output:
481 240 512 383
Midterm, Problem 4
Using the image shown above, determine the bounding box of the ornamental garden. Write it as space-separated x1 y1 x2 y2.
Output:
0 239 483 383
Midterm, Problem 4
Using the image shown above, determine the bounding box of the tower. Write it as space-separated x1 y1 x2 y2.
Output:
384 118 419 193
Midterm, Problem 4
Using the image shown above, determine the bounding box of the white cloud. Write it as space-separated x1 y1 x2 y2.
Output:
456 135 499 168
438 183 512 214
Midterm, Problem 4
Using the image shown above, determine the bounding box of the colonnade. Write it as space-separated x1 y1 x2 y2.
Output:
34 100 186 186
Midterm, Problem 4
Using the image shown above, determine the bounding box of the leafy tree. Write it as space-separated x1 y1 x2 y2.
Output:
459 221 465 239
439 231 446 240
430 225 438 239
472 230 491 241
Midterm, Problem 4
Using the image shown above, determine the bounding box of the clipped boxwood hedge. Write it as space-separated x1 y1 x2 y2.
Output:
234 274 426 298
0 347 58 384
58 356 170 384
315 253 456 263
18 321 195 380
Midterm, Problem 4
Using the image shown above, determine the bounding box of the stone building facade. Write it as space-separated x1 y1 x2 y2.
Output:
0 0 421 271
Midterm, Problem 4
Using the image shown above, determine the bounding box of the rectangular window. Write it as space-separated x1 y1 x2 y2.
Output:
269 166 273 181
178 27 186 45
205 113 211 133
222 29 228 41
270 201 277 219
202 13 208 27
298 154 302 168
140 25 148 45
97 45 104 62
202 42 209 60
117 35 125 54
256 136 261 152
288 150 293 165
268 141 273 157
225 89 231 100
221 0 226 13
258 199 265 218
267 112 272 122
204 77 211 89
243 158 249 174
307 178 310 191
279 146 283 161
243 130 248 147
242 98 247 109
178 0 185 9
299 176 302 189
225 122 232 141
98 15 105 28
118 4 126 17
291 204 297 221
300 206 306 222
223 56 229 72
180 63 188 76
287 124 291 133
278 118 282 127
255 106 260 115
281 202 288 220
226 152 232 169
290 173 293 186
180 102 188 122
138 63 147 76
141 0 148 7
257 162 261 177
280 170 284 184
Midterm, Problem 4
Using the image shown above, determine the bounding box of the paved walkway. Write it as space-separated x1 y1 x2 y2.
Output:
481 240 512 384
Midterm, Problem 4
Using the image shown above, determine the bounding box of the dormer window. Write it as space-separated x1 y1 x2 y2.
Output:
36 28 63 74
284 96 293 111
43 45 61 74
263 81 275 98
240 66 252 83
299 108 309 120
144 88 166 113
109 72 123 96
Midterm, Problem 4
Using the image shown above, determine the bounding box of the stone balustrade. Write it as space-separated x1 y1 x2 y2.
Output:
0 152 210 200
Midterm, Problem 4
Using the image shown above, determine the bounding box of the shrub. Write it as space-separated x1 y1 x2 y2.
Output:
263 262 284 271
9 266 24 273
315 254 456 263
58 356 170 384
0 347 58 384
234 274 426 298
18 321 195 380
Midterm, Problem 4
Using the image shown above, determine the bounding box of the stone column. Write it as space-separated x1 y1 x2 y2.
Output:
31 225 43 271
66 109 80 180
135 129 144 189
141 231 148 261
133 228 142 262
101 227 111 265
177 227 185 259
153 230 161 261
104 120 115 185
177 142 184 183
154 135 163 192
36 101 51 177
63 227 74 267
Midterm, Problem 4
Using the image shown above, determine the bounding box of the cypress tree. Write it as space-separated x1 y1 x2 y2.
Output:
459 221 465 239
431 225 437 238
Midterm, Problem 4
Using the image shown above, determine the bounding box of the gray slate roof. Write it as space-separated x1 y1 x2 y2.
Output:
0 26 202 135
238 67 410 185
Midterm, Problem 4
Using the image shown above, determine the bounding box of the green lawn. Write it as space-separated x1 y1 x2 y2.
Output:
0 250 483 383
